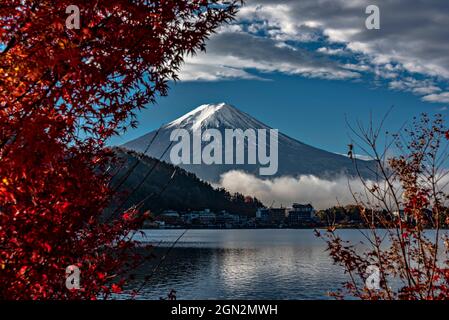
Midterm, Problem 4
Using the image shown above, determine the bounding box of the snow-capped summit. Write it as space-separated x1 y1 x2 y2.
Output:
166 103 268 132
123 103 375 182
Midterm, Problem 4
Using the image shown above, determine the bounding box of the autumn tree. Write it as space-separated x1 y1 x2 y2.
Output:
0 0 240 299
317 113 449 299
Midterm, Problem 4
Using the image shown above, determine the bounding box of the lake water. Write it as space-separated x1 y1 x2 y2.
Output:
128 229 373 300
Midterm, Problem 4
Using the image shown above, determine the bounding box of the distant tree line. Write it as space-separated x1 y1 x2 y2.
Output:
316 205 364 225
316 205 449 229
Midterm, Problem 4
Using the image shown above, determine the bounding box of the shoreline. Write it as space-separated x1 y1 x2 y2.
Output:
142 225 449 230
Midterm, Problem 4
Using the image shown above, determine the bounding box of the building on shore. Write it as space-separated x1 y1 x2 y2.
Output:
256 208 271 224
160 210 180 218
215 211 240 228
183 209 216 225
270 208 287 224
256 207 286 225
287 203 315 225
158 210 181 225
150 204 320 229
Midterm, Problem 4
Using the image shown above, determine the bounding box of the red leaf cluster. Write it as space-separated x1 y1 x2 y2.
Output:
0 0 240 299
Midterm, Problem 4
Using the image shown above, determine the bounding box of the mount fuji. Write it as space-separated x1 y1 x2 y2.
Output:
122 103 375 182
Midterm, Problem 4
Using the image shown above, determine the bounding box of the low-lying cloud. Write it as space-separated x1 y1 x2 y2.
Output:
219 169 449 210
219 170 368 210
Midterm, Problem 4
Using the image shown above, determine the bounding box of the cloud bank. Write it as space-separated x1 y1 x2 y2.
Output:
181 0 449 104
219 167 449 210
218 170 368 210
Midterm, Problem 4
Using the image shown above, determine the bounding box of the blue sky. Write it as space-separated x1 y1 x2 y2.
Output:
111 0 449 155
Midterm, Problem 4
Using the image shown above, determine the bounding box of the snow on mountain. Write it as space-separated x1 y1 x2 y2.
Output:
123 103 376 182
165 103 269 131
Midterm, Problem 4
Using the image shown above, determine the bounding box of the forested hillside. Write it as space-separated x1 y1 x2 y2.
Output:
107 148 263 217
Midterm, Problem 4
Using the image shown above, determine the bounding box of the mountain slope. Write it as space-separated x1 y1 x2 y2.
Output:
123 103 375 182
106 148 262 217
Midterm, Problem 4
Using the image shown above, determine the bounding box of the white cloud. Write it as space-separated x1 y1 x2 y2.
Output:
422 92 449 104
219 169 449 210
179 60 263 82
317 47 346 56
343 63 371 72
239 0 449 79
412 86 441 96
181 32 361 81
324 28 360 43
180 0 449 104
388 78 442 96
218 170 370 210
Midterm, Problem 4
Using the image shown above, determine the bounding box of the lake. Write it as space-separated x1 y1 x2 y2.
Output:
128 229 373 300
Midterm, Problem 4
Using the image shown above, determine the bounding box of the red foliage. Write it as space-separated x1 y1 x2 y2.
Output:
319 114 449 300
0 0 240 299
